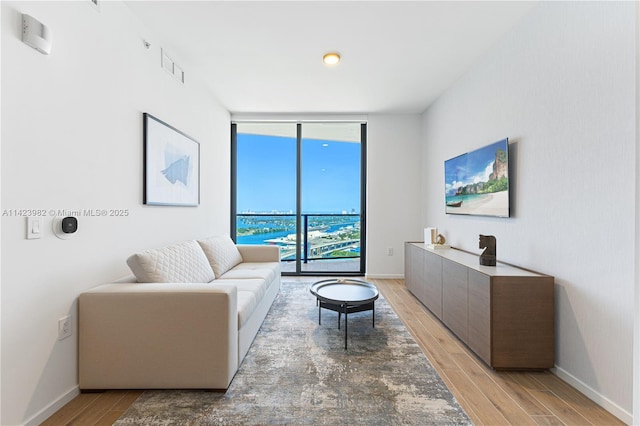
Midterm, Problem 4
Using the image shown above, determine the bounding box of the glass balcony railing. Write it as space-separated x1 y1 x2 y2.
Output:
236 213 361 263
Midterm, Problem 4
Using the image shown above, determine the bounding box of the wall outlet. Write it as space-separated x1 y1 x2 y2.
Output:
58 315 72 340
387 247 394 256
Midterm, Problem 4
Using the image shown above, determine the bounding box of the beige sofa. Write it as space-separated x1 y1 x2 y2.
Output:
78 235 281 390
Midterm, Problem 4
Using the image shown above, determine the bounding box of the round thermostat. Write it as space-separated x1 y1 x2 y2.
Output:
52 216 78 239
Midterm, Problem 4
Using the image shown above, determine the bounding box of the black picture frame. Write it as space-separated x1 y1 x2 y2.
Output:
143 113 200 206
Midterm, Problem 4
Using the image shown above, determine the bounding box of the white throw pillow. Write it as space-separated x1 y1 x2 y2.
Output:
127 240 215 283
197 235 244 277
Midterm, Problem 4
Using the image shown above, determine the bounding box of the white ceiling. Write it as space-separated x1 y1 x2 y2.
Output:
124 1 536 114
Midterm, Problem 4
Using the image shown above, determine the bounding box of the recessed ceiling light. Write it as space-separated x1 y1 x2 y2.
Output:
323 52 340 65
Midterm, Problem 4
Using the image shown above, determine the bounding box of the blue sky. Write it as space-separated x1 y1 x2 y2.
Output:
236 133 361 213
445 139 507 195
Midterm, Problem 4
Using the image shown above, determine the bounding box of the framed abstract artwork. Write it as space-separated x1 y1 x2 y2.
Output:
143 113 200 206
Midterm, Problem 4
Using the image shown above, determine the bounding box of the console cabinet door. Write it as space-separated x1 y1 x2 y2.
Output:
423 251 442 319
405 244 425 302
468 270 491 365
491 276 555 369
404 243 416 296
442 259 468 342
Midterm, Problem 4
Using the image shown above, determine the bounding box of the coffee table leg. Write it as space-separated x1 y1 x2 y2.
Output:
372 301 375 328
344 303 348 350
318 302 321 325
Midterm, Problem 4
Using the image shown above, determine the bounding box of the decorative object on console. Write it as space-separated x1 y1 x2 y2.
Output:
424 227 438 244
479 234 496 266
143 113 200 206
425 228 450 250
445 138 510 217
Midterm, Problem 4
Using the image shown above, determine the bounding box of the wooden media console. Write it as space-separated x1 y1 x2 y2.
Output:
405 242 554 370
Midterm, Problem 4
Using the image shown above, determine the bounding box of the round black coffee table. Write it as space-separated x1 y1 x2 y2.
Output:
310 278 379 349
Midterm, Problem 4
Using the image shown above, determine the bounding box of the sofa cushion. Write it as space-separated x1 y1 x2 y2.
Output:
219 278 268 304
197 235 244 277
218 262 280 284
236 290 258 328
126 240 215 283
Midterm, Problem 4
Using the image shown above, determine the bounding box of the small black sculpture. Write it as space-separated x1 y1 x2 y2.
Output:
479 234 496 266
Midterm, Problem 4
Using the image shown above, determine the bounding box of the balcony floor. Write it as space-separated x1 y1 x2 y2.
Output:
281 258 362 275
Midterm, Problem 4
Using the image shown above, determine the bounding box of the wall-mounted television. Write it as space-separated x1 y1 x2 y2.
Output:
445 138 509 217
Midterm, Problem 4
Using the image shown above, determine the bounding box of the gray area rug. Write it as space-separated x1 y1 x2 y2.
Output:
115 282 471 425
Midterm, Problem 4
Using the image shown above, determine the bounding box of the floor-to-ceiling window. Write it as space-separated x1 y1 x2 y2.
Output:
231 121 366 275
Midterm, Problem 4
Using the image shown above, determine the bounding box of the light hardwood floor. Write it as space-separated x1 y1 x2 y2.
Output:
42 278 623 426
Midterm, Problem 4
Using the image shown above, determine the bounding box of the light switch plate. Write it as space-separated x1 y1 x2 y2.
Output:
27 217 42 239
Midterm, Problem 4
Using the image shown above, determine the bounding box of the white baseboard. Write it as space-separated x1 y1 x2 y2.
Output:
24 385 79 426
365 274 404 279
552 366 632 425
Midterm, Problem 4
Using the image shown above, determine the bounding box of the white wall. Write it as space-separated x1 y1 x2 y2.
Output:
1 1 230 424
366 114 422 278
421 2 636 422
634 4 640 425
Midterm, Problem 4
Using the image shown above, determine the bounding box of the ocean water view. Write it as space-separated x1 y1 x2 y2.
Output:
236 214 360 261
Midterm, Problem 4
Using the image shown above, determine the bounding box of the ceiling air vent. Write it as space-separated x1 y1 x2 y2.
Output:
161 49 185 84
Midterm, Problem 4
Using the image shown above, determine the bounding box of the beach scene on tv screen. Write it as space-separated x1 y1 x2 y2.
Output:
445 139 509 217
